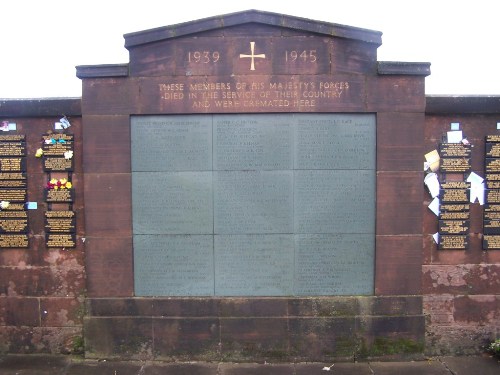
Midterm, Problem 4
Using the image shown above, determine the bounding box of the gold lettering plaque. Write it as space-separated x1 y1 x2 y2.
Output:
438 235 468 250
0 234 29 248
45 189 74 203
46 233 76 248
483 235 500 250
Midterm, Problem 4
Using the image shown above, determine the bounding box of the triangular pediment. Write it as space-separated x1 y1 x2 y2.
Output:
123 9 382 48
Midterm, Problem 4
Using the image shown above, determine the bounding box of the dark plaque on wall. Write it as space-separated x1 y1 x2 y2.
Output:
440 204 469 212
485 158 500 173
0 158 26 172
439 188 470 203
0 142 26 157
0 135 25 142
0 189 27 202
44 189 74 203
438 235 469 250
483 220 500 235
43 157 73 172
483 235 500 250
439 211 469 220
0 218 28 233
486 190 500 204
440 158 471 173
438 220 469 235
45 233 76 248
439 143 471 158
42 142 73 157
486 142 500 158
0 234 28 248
45 211 76 233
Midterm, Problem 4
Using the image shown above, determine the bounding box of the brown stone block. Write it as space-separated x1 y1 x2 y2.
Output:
0 296 39 326
219 298 287 317
453 295 500 324
375 236 422 295
0 266 84 297
143 363 219 375
40 297 83 327
289 317 356 361
82 78 138 115
84 317 153 359
39 326 82 354
367 296 422 316
423 295 454 325
88 298 153 316
85 237 133 297
296 363 372 375
356 315 425 355
0 249 33 267
153 298 218 317
83 173 131 237
422 264 500 294
220 318 288 361
137 75 366 115
82 115 130 173
287 297 359 317
0 326 43 353
153 318 219 361
377 112 424 171
366 76 426 112
332 38 378 75
377 172 423 235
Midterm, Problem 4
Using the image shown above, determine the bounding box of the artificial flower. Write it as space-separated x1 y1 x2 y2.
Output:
35 148 44 157
0 201 10 209
64 150 73 159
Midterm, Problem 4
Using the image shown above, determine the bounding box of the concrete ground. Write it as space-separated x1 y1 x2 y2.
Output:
0 355 498 375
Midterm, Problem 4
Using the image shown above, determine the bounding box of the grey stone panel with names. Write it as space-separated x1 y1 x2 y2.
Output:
294 114 376 170
214 234 294 296
294 234 374 295
132 172 213 234
214 170 294 234
134 235 214 296
213 114 293 170
131 115 212 171
294 170 375 234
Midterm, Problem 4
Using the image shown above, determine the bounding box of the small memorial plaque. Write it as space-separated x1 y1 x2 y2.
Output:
439 188 470 203
485 158 500 173
438 220 469 235
43 157 73 172
0 135 25 142
0 158 26 172
440 204 469 212
486 180 500 189
440 181 470 189
0 234 28 248
44 214 76 233
440 158 471 173
0 218 28 233
42 133 73 143
0 142 26 156
485 142 500 158
45 233 76 248
438 235 468 250
0 172 26 181
486 135 500 143
0 180 26 188
483 235 500 250
42 142 73 156
439 211 469 220
439 143 471 158
486 190 500 204
0 211 27 219
484 220 500 235
0 189 27 202
44 189 74 203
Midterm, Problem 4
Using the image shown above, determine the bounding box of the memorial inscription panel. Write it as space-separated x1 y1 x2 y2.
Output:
132 114 376 296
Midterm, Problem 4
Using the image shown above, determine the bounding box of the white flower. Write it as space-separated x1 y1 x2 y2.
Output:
0 201 10 209
64 150 73 159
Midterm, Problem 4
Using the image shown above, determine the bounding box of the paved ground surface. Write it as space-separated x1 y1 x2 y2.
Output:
0 354 498 374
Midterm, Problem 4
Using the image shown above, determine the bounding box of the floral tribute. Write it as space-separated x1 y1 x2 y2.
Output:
46 178 72 190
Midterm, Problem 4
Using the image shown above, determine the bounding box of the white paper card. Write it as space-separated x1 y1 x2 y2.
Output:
447 130 463 143
424 172 440 198
428 197 440 216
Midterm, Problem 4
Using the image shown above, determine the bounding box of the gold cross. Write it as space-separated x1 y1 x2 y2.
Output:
239 42 266 71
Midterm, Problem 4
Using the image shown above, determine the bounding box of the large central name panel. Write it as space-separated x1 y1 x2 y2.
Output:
132 114 376 296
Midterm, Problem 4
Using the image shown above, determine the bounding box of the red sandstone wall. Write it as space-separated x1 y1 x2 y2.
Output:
0 114 85 354
423 113 500 355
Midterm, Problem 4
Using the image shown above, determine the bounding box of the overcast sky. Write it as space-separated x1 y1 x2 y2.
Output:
1 0 498 98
